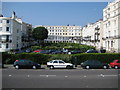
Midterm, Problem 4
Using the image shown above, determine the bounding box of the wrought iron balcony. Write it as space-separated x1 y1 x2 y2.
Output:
102 35 120 40
0 39 12 43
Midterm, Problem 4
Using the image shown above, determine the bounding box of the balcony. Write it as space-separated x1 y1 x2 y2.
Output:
102 35 120 40
0 39 12 43
112 35 120 39
95 27 100 31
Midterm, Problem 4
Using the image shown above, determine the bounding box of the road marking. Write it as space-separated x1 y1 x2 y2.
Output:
9 75 12 77
11 89 15 90
65 76 68 78
40 75 56 77
98 74 118 77
84 75 87 77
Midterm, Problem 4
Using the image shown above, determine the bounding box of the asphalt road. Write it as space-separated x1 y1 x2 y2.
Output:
2 65 120 89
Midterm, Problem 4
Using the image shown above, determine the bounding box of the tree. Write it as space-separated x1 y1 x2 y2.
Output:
32 27 48 46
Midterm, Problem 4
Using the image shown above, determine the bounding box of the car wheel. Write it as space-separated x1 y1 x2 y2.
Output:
114 65 118 69
32 66 37 69
66 65 71 69
15 65 19 69
86 65 90 69
50 66 54 69
103 65 107 69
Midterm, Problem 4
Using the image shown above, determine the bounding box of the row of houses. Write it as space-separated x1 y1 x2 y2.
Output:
0 12 34 52
0 0 120 53
41 0 120 53
81 0 120 53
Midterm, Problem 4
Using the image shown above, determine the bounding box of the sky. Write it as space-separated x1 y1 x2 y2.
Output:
2 2 108 27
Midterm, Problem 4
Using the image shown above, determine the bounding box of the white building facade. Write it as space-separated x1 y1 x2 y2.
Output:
36 25 82 43
103 0 120 53
81 20 103 49
0 12 32 52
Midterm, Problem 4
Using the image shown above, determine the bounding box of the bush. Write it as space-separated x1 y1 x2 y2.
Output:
3 53 120 65
2 53 51 64
71 53 120 64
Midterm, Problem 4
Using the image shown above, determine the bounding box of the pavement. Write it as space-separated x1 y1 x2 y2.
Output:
1 65 120 90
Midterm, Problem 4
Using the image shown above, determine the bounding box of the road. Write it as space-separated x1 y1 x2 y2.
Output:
2 65 120 90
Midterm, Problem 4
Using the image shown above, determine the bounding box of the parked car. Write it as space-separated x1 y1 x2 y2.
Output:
33 49 42 53
25 48 32 53
13 59 41 69
86 49 98 53
69 50 82 54
81 60 109 69
39 50 51 54
109 60 120 69
47 60 73 69
51 50 63 54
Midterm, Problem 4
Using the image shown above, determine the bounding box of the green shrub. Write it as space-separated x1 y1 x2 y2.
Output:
3 53 120 65
71 53 120 64
2 53 51 64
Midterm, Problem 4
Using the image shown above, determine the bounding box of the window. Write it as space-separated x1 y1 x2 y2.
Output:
49 61 53 63
59 61 65 63
114 5 116 9
17 44 18 48
53 61 58 63
17 36 19 40
114 30 116 36
6 35 9 41
6 27 9 31
108 14 110 18
106 24 107 28
0 36 1 40
108 31 110 37
111 41 113 47
0 27 2 31
6 43 8 48
0 44 1 48
17 29 19 33
108 21 110 26
114 11 116 16
114 20 116 25
0 20 2 23
108 41 110 48
108 8 110 10
6 20 9 23
117 61 120 63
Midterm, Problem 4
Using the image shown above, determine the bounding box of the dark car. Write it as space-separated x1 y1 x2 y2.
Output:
25 48 32 53
39 50 51 54
109 60 120 69
81 60 109 69
86 49 98 53
33 49 42 53
13 59 41 69
70 50 82 54
51 50 63 54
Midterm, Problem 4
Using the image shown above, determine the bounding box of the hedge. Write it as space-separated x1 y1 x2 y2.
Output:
71 53 120 64
2 53 120 65
2 52 51 64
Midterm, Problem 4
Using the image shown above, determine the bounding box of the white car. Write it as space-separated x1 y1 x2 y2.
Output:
47 60 73 69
